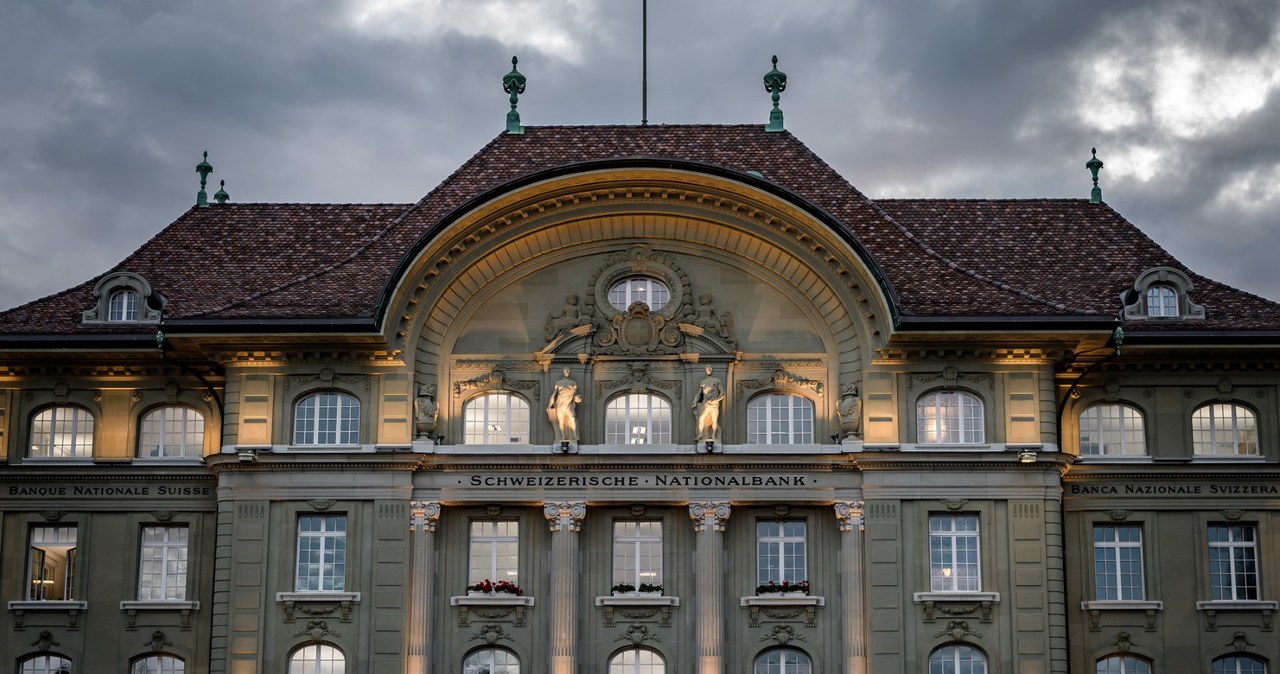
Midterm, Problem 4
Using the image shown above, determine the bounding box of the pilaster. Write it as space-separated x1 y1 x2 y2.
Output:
689 502 731 674
544 501 586 674
406 501 440 674
835 501 867 674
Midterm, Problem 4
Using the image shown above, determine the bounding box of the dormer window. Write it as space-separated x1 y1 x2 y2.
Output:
108 290 140 322
1122 266 1204 321
81 271 163 324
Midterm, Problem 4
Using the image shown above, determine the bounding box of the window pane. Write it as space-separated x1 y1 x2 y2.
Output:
464 648 520 674
132 656 186 674
929 514 981 592
139 525 189 600
757 520 807 586
754 649 813 674
1079 404 1146 456
613 521 663 589
20 656 74 674
917 392 984 444
605 394 672 444
463 393 531 444
470 520 520 585
293 393 360 445
1193 403 1258 456
290 645 346 674
296 515 347 591
929 645 988 674
609 277 670 311
140 406 205 458
609 648 666 674
27 525 77 601
30 406 95 458
747 394 814 444
1093 525 1144 601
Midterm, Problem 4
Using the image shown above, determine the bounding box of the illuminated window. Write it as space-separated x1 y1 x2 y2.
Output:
1093 525 1144 601
610 648 665 674
1144 285 1178 317
928 645 987 674
753 649 812 674
916 391 984 444
605 394 672 444
929 514 980 592
19 656 72 674
1096 655 1151 674
1213 656 1268 674
108 289 140 322
139 406 205 458
1079 403 1145 456
293 392 360 445
757 521 806 586
469 520 519 585
26 525 77 601
139 525 189 600
1193 403 1258 456
463 393 530 444
1209 524 1259 601
609 276 670 311
613 521 663 592
747 394 814 444
29 406 94 459
131 656 185 674
289 644 345 674
464 649 520 674
295 515 346 592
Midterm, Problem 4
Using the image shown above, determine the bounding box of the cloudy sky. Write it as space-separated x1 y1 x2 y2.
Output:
2 0 1278 312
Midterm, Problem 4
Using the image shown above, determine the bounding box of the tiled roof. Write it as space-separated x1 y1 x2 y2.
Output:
1 125 1277 336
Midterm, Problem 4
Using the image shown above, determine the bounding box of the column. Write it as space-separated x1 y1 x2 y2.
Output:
834 501 867 674
689 502 731 674
544 501 586 674
406 501 441 674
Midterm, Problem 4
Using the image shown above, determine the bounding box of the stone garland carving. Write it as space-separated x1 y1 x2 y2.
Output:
761 625 806 644
739 366 824 397
32 630 60 651
933 620 982 641
906 370 993 391
284 370 368 392
596 362 681 399
746 605 819 628
293 620 341 641
456 605 528 627
454 368 540 401
600 605 674 627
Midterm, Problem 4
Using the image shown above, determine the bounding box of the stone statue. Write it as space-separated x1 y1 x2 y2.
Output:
692 366 724 442
547 368 582 443
414 385 438 439
837 385 862 438
693 293 720 329
544 294 583 342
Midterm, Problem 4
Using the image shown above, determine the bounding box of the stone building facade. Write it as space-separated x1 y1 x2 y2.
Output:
1 124 1278 674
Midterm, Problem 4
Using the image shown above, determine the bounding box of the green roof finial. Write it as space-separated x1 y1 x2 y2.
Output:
503 56 527 135
213 179 230 205
1086 147 1104 204
763 55 788 133
195 151 213 208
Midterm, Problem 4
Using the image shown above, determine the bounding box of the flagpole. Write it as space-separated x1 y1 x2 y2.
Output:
642 0 648 125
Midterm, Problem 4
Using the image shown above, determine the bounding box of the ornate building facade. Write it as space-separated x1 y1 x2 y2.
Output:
1 110 1278 673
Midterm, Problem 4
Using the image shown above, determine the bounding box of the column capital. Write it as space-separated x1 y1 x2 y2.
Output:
544 501 587 532
410 501 441 533
689 502 731 532
833 501 865 532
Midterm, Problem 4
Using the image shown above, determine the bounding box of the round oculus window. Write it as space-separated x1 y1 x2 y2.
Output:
608 276 670 312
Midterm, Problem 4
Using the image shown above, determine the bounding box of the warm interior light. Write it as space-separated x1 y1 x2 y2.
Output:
942 568 952 578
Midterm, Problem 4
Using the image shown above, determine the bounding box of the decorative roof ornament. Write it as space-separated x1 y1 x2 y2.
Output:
1086 147 1104 204
195 151 213 208
213 180 230 205
763 55 788 133
503 56 527 135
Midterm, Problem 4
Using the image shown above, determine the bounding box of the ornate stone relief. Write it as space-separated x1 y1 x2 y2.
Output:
544 502 587 532
833 501 864 532
453 368 540 401
615 624 660 646
1228 630 1255 651
689 502 731 532
907 371 993 392
284 371 368 392
456 605 528 628
760 625 806 645
470 624 514 645
600 605 674 627
31 630 59 651
292 620 341 641
933 620 982 641
596 362 681 399
146 630 172 652
739 365 824 397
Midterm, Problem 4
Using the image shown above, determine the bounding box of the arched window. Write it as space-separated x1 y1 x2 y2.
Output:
288 644 345 674
131 655 185 674
139 406 205 458
1145 285 1178 317
463 393 530 444
293 392 360 445
753 648 812 674
917 391 984 444
747 393 814 444
605 393 672 444
609 648 665 674
19 656 72 674
1213 656 1268 674
1193 403 1258 455
1096 654 1151 674
1079 403 1146 456
463 648 520 674
609 276 670 311
108 289 140 322
928 644 987 674
30 406 95 458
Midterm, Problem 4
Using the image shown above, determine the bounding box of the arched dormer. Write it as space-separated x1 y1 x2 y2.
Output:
1122 266 1204 320
81 271 164 324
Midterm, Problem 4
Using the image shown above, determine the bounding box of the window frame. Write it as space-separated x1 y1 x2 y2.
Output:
608 276 671 312
138 525 190 601
288 643 346 674
916 390 985 445
928 644 988 674
19 655 74 674
108 289 141 322
1144 284 1178 317
294 514 347 593
469 519 520 586
1095 654 1152 674
1208 523 1259 601
605 393 673 445
462 392 531 445
1192 402 1259 456
1212 655 1269 674
753 648 813 674
292 391 361 446
26 524 78 601
463 647 521 674
138 405 206 459
1078 402 1147 457
746 393 815 445
28 405 95 459
1093 524 1145 601
612 520 663 591
608 647 666 674
929 514 981 592
131 655 186 674
756 520 808 586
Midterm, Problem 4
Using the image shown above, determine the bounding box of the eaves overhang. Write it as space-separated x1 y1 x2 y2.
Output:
1118 330 1280 347
893 315 1122 332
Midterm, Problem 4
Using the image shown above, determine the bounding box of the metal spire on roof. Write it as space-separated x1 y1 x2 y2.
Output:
213 180 230 205
195 151 213 208
763 55 788 133
1086 147 1104 204
503 56 527 135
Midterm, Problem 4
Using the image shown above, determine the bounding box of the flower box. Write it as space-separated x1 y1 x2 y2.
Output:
755 580 810 596
465 580 524 597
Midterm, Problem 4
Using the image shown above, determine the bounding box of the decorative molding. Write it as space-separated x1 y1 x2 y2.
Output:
739 366 824 397
543 501 587 533
761 624 806 645
596 362 681 399
306 499 337 512
833 501 864 532
1105 510 1132 522
39 511 67 522
1228 630 1254 652
907 371 993 392
616 623 660 646
31 630 59 651
284 373 369 393
1219 509 1245 522
454 368 540 401
939 499 969 512
1114 631 1133 652
933 619 982 641
292 620 341 642
470 624 514 645
411 501 442 533
689 502 731 532
151 511 176 522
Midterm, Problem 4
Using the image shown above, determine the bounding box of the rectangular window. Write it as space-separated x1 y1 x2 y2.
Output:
613 521 663 590
930 514 981 592
1209 524 1259 601
469 520 519 585
138 525 189 600
295 515 346 592
756 520 807 585
1093 525 1144 600
27 525 77 601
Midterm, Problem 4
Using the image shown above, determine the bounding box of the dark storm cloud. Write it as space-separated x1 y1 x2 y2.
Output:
1 0 1277 312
